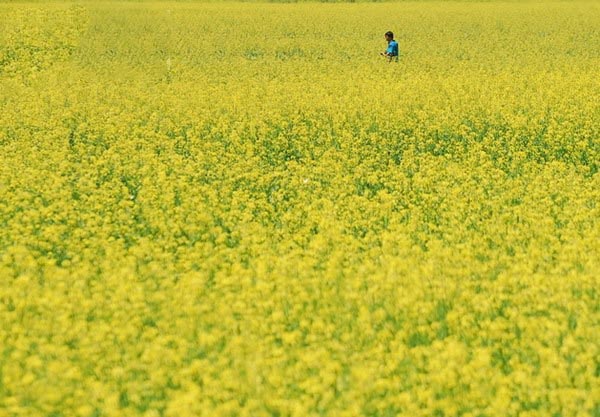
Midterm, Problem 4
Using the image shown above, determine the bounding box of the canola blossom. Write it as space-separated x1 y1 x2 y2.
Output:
0 2 599 416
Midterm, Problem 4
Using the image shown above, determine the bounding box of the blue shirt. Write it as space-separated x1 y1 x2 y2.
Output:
386 40 399 56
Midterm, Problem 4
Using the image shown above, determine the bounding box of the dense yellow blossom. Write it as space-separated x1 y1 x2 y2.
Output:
0 1 599 417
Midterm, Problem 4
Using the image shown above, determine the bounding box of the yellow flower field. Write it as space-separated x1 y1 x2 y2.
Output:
0 1 599 416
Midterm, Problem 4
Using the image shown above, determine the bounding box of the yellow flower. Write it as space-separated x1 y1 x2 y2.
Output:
0 1 598 416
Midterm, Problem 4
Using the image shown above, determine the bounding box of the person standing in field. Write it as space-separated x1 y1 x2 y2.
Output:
381 31 399 62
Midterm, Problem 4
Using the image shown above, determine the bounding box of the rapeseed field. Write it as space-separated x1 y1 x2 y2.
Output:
0 1 599 416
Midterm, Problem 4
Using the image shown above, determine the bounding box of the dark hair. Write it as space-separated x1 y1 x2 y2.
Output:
385 31 394 39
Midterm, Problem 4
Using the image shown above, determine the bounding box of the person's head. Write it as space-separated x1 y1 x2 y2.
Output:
385 31 394 42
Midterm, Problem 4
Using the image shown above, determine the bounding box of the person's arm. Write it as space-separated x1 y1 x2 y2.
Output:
381 43 392 57
380 51 393 62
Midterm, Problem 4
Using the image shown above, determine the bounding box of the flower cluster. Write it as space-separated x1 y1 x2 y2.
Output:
0 2 598 417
